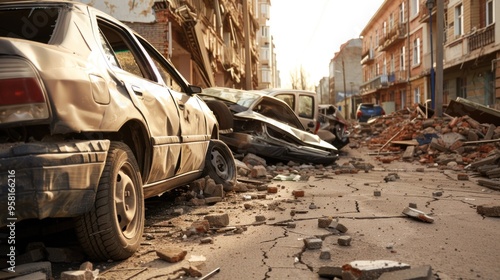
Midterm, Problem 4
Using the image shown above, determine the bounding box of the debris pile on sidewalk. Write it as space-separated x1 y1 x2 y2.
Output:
350 100 500 191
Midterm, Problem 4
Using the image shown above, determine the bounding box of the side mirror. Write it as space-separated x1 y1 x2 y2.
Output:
189 85 202 94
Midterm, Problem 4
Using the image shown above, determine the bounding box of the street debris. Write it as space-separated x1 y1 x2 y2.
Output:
476 204 500 217
402 207 435 223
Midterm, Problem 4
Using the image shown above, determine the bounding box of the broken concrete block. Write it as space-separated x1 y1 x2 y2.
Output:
402 207 434 223
374 190 381 197
250 165 267 178
190 220 210 233
342 260 411 280
303 238 323 250
13 262 52 279
17 248 45 264
200 237 213 244
409 203 418 209
243 153 267 167
204 197 223 204
457 173 469 180
318 266 343 278
204 213 230 227
255 215 266 222
319 248 331 260
79 261 93 271
337 236 352 246
156 247 187 263
477 204 500 217
432 191 443 197
330 221 348 233
317 217 332 228
378 265 433 280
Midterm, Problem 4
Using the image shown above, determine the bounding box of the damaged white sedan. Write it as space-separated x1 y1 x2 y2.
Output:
0 1 236 261
201 87 338 165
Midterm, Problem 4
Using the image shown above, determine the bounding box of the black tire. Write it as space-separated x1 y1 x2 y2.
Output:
203 140 237 191
331 124 350 149
205 100 234 130
75 142 144 261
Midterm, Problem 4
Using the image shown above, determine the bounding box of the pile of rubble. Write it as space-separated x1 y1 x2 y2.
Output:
350 103 500 191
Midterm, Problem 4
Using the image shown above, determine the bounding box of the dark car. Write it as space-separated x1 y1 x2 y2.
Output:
356 103 386 122
0 1 236 261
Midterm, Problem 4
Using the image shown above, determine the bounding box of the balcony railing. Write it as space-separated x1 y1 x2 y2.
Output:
468 25 495 52
360 74 388 93
361 49 375 65
379 22 407 51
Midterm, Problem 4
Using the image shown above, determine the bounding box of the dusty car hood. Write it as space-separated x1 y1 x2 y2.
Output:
234 110 337 152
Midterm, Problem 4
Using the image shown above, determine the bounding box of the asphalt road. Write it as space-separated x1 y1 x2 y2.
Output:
88 145 500 280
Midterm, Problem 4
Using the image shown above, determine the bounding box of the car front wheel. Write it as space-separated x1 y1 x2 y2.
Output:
75 142 144 261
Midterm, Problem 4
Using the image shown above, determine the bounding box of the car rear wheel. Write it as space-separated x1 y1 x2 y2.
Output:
205 100 234 130
203 140 236 191
75 142 144 261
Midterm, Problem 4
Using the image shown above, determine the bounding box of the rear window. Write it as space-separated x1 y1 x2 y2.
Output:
0 7 60 43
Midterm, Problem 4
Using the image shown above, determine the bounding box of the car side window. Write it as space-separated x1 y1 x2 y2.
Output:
97 19 153 81
298 95 314 118
136 37 185 93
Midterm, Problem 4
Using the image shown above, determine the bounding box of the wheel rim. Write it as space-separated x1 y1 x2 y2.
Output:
335 124 347 140
210 147 229 180
114 164 139 239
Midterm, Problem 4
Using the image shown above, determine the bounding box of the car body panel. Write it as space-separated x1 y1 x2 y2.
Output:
0 1 227 226
356 103 385 122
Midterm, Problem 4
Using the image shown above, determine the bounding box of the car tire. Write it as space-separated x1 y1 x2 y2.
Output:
205 100 234 130
75 142 144 261
332 124 350 149
203 139 237 191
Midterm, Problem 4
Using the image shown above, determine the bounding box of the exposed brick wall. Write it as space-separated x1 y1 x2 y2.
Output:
126 21 168 55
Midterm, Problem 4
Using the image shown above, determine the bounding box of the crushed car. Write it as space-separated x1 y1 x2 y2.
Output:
200 87 338 165
0 1 236 261
316 104 350 149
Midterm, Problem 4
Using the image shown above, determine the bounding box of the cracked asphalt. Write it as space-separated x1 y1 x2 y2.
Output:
55 145 500 279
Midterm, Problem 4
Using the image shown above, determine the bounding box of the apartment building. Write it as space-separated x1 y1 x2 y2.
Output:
329 38 363 118
78 0 271 90
256 0 278 89
360 0 499 111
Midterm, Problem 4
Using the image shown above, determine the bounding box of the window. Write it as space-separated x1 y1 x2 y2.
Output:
274 94 295 110
389 13 394 30
400 46 406 70
383 21 387 37
412 38 420 66
455 4 463 36
486 0 494 26
260 47 270 61
261 26 269 37
414 87 420 103
457 77 467 98
375 30 379 47
383 57 387 75
261 68 271 83
390 54 395 73
400 2 406 23
410 0 419 18
298 95 314 119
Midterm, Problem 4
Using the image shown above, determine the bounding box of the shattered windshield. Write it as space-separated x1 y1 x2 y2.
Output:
0 7 61 43
202 88 261 108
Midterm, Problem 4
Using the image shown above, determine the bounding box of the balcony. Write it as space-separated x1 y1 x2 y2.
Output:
379 22 407 51
360 74 389 93
468 25 495 52
360 49 375 65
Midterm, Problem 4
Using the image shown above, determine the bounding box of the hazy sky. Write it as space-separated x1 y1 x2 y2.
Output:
269 0 385 88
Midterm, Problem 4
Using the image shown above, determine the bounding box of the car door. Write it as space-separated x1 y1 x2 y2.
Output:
272 91 316 132
136 38 210 176
96 17 184 184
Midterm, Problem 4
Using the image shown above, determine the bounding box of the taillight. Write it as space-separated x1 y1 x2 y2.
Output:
314 121 320 134
356 111 362 118
0 58 49 123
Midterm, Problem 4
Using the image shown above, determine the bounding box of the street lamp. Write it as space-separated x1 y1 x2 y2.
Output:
427 0 435 111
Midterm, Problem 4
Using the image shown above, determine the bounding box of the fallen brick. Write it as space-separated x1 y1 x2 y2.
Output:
14 271 47 280
477 204 500 217
292 189 305 198
337 236 352 246
317 266 343 278
457 173 469 180
342 260 411 280
319 248 331 260
204 213 230 227
156 247 187 263
303 238 322 250
317 217 332 228
402 207 434 223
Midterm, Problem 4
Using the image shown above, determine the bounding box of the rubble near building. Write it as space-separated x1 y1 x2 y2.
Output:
350 99 500 191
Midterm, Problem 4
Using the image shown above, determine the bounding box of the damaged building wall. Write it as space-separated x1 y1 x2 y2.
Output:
78 0 263 89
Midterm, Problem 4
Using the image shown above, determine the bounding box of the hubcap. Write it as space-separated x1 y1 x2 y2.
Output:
114 167 138 239
211 148 229 180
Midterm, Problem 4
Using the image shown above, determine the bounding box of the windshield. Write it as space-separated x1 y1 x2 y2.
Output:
202 87 262 108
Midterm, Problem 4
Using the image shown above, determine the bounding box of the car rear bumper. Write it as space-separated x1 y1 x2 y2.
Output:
0 140 110 226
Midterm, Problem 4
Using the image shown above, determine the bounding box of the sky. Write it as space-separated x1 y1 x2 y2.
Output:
269 0 385 88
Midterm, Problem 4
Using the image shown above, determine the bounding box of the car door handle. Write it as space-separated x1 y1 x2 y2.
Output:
131 85 143 97
178 103 185 110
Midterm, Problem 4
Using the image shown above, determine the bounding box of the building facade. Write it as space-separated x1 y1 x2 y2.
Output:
360 0 499 112
329 38 363 119
78 0 279 90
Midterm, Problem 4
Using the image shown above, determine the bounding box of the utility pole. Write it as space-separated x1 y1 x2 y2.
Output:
435 0 444 117
242 0 252 89
342 59 348 119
